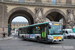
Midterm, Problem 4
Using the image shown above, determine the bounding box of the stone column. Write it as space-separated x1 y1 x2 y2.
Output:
35 8 44 24
66 9 74 29
0 4 8 37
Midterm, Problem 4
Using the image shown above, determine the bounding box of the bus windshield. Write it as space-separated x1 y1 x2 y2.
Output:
49 23 62 35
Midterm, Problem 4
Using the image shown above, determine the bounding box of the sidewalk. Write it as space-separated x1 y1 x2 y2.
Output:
0 36 13 40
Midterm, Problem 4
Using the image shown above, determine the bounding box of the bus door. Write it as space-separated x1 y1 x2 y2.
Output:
41 26 47 41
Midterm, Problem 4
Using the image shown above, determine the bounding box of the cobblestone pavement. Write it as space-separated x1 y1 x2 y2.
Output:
0 38 75 50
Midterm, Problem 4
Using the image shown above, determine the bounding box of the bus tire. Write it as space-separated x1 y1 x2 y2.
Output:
22 36 25 40
37 37 40 42
45 41 48 43
67 36 70 39
74 37 75 39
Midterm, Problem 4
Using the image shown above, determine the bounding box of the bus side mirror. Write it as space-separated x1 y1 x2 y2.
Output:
49 27 51 29
48 25 51 29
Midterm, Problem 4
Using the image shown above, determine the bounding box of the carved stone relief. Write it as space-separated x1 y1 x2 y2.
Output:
35 8 44 23
66 9 74 28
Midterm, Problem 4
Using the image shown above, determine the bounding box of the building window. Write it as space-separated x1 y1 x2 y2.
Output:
66 0 72 4
19 0 25 3
51 0 56 4
35 0 41 2
46 0 51 3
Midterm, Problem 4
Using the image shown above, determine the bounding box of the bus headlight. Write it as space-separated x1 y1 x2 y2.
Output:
48 36 53 39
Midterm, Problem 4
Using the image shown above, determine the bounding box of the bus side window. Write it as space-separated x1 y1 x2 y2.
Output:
32 27 36 34
24 29 27 34
26 27 33 34
19 29 21 34
21 29 23 34
22 28 25 34
63 31 65 33
27 28 30 34
29 27 33 34
36 26 41 34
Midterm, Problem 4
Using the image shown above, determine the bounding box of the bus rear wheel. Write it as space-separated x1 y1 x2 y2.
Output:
37 37 41 42
22 36 25 40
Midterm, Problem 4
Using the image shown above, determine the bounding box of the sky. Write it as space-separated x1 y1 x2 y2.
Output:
12 16 28 22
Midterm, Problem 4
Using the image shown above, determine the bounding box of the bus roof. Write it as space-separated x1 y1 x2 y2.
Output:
18 22 49 29
18 22 62 29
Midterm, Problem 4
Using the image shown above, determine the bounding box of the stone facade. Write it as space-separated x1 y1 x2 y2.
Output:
0 4 8 34
66 0 72 4
0 0 75 36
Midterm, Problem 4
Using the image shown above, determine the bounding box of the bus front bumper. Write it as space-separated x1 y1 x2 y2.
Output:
48 39 64 42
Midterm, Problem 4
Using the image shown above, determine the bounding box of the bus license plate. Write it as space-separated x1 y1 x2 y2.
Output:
53 37 61 40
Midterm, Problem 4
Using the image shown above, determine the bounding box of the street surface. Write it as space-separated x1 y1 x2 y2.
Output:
0 37 75 50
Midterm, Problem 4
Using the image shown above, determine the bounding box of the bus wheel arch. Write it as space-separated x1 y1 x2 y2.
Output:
36 36 40 42
22 36 25 40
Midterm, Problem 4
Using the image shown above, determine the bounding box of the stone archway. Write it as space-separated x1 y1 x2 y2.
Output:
8 7 35 36
44 9 67 29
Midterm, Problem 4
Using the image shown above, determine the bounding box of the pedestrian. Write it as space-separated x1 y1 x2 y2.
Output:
2 32 6 38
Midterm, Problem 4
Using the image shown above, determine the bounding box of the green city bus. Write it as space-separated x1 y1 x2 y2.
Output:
18 22 64 43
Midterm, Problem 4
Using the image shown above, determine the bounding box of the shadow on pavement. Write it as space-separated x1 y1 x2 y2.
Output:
19 39 62 45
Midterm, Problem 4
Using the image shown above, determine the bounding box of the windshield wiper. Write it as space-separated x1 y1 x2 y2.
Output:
50 33 63 35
